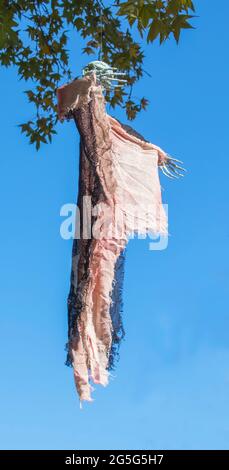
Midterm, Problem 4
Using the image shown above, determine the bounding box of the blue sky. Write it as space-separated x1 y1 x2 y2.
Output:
1 1 229 450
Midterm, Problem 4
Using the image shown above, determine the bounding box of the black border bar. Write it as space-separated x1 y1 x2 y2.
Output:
0 450 229 465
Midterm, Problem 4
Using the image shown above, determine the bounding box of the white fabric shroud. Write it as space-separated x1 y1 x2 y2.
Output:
57 75 168 402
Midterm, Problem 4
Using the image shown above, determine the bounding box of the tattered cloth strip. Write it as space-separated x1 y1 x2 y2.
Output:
57 75 168 403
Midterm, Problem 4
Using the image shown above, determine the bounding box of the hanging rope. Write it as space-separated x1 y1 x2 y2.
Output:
98 7 103 61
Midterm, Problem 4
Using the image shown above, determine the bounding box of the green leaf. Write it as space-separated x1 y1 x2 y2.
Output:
147 21 160 42
0 0 196 150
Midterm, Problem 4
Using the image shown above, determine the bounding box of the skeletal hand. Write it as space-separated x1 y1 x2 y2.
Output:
160 154 187 179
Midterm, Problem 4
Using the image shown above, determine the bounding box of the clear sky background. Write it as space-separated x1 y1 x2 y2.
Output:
1 1 229 450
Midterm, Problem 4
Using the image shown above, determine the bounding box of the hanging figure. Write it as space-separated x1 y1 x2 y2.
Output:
57 61 185 404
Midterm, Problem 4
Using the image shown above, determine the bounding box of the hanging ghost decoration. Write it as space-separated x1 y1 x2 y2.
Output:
57 61 185 404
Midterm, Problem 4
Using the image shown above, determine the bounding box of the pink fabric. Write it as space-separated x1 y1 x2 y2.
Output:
57 76 167 403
